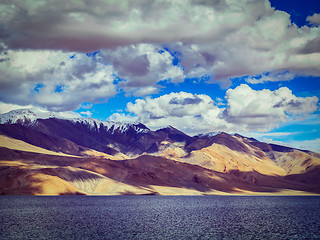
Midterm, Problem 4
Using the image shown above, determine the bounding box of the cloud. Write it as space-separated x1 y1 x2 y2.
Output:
1 0 320 112
298 37 320 54
101 44 185 94
126 92 215 118
0 50 117 111
0 44 186 110
53 110 82 119
80 103 93 110
0 0 268 51
245 72 296 84
1 0 319 85
307 13 320 26
108 113 139 124
0 102 81 118
169 96 203 105
0 102 33 114
261 138 320 153
131 86 160 97
287 138 320 153
109 92 230 134
80 111 92 118
223 84 319 131
109 85 319 134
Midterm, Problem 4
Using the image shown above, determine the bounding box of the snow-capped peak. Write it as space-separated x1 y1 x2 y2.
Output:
0 108 149 134
1 109 43 124
0 108 79 124
70 118 149 134
196 132 220 138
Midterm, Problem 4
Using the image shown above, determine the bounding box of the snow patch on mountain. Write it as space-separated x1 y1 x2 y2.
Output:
0 108 149 134
0 109 51 124
0 108 81 124
71 118 149 134
196 132 220 138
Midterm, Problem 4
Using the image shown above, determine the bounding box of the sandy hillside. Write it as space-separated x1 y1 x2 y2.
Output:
153 141 286 176
1 133 320 196
266 150 320 174
0 135 78 157
152 137 320 178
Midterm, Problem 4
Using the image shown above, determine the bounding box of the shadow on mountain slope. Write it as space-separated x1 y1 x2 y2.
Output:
1 147 319 195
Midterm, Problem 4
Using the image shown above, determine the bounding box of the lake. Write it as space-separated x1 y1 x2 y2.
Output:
0 196 319 239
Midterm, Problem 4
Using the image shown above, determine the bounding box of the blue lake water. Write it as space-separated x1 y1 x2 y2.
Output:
0 196 320 239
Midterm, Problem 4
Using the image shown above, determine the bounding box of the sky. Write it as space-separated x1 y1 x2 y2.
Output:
0 0 320 152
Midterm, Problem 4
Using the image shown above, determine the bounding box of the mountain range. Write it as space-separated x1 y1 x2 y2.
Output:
0 109 319 195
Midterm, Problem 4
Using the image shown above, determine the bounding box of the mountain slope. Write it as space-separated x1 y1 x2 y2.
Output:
0 109 161 156
0 135 79 157
0 109 319 195
1 146 319 195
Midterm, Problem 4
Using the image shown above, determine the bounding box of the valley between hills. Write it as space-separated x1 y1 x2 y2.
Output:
0 109 319 196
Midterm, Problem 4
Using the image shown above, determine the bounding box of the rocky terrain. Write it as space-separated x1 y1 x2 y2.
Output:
0 109 319 195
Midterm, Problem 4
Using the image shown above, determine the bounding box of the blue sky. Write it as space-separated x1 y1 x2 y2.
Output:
0 0 319 151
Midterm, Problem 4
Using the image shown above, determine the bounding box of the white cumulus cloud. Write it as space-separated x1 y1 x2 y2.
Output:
110 92 230 135
0 50 117 111
80 111 93 118
223 84 319 131
110 85 319 134
307 13 320 26
0 0 320 112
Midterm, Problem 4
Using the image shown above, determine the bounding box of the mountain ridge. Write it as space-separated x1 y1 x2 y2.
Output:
0 108 316 153
0 109 319 195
